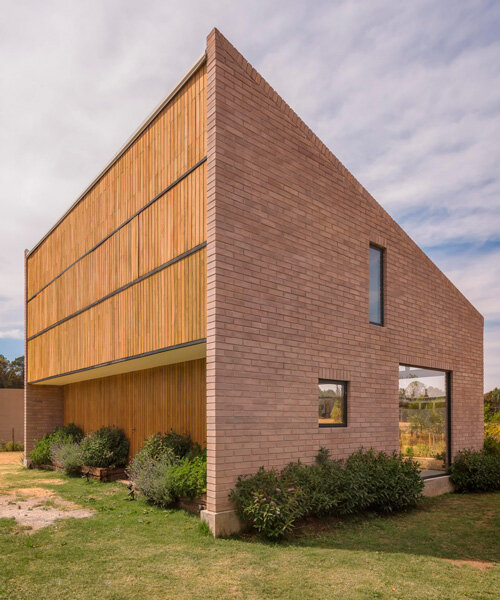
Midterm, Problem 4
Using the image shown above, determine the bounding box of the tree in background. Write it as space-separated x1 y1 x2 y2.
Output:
484 388 500 440
0 355 24 388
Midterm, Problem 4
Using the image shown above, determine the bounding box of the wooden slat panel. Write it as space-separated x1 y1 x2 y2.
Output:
27 163 206 337
27 248 206 382
63 358 206 458
27 64 206 296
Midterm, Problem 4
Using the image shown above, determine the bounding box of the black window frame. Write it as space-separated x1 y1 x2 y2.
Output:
398 363 452 477
369 243 384 326
318 379 348 428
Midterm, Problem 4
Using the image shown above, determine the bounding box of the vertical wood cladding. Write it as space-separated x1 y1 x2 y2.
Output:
27 248 206 381
63 359 206 457
26 64 207 382
27 163 206 338
27 65 206 294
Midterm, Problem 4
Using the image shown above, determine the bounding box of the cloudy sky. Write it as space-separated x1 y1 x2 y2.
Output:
0 0 498 390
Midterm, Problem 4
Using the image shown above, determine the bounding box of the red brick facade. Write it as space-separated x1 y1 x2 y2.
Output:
24 384 63 459
205 29 483 516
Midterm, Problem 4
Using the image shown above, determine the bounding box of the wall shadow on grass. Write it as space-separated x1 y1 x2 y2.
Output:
241 493 500 564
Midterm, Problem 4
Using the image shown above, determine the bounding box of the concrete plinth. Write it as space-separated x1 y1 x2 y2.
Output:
200 509 242 537
423 475 454 497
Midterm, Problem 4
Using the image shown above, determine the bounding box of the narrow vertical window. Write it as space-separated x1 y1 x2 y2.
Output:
369 244 383 325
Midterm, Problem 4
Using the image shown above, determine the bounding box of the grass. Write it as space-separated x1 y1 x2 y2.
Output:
0 453 498 600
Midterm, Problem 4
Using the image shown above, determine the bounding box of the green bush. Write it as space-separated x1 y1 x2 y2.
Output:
80 427 129 468
0 440 24 452
129 443 206 507
50 440 83 475
484 435 500 457
230 467 299 540
29 423 83 465
168 453 207 499
128 451 178 507
140 431 194 460
231 448 424 539
344 449 424 513
449 448 500 492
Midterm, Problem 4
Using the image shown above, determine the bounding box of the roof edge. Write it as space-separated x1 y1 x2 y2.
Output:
27 52 207 257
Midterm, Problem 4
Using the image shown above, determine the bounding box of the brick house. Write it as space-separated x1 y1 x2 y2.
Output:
25 29 483 535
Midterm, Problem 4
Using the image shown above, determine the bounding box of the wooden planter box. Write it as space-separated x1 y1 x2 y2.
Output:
32 462 126 482
178 494 207 515
80 465 127 482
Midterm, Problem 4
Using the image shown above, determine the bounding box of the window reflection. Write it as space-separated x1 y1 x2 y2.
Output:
399 365 447 475
319 380 346 426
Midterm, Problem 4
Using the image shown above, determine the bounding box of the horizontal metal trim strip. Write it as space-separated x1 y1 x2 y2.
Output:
27 242 207 341
27 338 207 384
26 53 207 258
27 156 207 302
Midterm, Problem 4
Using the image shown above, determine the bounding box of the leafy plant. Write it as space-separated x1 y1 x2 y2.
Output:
140 431 193 460
29 423 83 465
231 448 424 539
230 467 299 539
168 453 207 499
449 448 500 492
80 427 129 468
50 440 83 475
484 435 500 457
0 440 24 452
128 451 178 507
128 432 206 507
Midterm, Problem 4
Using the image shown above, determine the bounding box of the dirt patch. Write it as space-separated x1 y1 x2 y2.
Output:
444 559 496 571
0 452 23 466
14 487 55 498
0 493 94 533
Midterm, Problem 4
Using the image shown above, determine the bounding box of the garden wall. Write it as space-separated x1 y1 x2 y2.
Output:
0 388 24 443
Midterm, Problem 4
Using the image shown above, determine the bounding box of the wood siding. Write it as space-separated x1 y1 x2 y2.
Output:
27 64 206 295
64 359 206 457
27 163 206 338
27 248 206 382
26 63 207 383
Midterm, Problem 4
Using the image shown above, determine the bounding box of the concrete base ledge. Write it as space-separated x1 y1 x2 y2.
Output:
422 475 454 497
200 509 242 537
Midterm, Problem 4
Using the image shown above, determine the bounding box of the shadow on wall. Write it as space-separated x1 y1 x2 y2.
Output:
0 388 24 444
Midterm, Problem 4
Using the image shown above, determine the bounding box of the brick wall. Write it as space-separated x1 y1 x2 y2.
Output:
24 385 63 457
205 29 483 514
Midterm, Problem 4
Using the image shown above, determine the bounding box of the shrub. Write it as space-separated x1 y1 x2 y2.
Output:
231 448 424 539
344 449 424 513
80 427 129 468
29 423 83 465
129 444 207 507
230 467 299 540
50 440 83 475
168 453 207 499
128 451 178 507
449 449 500 492
0 440 23 452
140 431 193 460
484 435 500 457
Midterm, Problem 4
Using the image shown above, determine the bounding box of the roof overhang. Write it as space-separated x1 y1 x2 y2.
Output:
30 340 206 386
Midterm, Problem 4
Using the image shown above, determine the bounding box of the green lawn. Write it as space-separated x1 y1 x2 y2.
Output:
0 453 498 600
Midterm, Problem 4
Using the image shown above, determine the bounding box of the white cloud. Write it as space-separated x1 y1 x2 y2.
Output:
0 0 498 388
0 329 24 340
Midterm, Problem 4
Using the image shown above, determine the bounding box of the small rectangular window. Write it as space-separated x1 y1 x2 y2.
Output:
369 244 383 325
318 380 347 427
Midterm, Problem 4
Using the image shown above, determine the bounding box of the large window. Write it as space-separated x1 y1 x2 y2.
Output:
319 380 347 427
369 244 383 325
399 365 449 476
